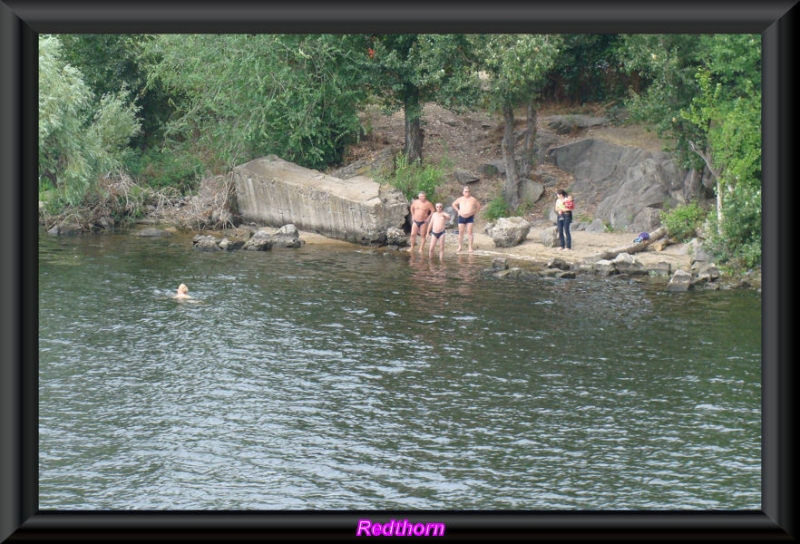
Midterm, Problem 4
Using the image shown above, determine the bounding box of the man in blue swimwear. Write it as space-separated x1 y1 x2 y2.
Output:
427 203 449 260
409 191 435 254
452 186 481 253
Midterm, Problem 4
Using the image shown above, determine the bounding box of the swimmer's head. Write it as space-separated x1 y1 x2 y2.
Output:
177 284 188 294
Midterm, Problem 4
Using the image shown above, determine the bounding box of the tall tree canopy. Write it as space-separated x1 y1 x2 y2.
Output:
143 34 368 171
58 34 175 150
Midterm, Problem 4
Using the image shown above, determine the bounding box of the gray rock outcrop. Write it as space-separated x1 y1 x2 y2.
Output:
386 227 408 247
542 114 609 135
192 224 305 252
232 155 408 246
547 138 689 233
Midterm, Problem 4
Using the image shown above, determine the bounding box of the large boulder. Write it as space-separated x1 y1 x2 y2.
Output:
540 225 560 248
667 269 693 291
485 217 531 248
232 155 409 245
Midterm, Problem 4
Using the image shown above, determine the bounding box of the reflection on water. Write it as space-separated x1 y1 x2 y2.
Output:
39 230 761 510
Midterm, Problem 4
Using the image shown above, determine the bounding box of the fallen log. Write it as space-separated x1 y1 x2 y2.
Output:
585 226 668 262
650 237 674 252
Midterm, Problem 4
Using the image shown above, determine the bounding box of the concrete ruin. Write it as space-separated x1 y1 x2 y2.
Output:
231 155 409 245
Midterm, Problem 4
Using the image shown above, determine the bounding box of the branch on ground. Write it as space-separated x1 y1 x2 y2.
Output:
584 226 668 262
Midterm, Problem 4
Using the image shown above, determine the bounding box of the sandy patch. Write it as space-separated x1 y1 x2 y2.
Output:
296 226 691 271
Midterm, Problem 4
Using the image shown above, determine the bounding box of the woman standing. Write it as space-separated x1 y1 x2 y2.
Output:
555 189 573 251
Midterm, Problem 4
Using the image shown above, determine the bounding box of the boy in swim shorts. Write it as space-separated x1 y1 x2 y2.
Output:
427 203 450 260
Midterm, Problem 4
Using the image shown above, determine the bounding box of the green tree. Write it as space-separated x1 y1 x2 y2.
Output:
682 34 761 266
545 34 632 105
39 35 141 207
364 34 480 164
617 33 761 266
59 34 175 150
143 34 368 171
615 34 706 166
472 34 562 210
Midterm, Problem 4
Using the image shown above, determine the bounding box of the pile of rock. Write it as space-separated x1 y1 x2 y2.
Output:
192 224 305 252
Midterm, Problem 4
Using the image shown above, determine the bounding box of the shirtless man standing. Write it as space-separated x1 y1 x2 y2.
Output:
452 186 481 253
427 203 449 260
409 191 435 254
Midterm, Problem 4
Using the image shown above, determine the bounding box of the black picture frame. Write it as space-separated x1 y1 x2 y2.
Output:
2 1 795 540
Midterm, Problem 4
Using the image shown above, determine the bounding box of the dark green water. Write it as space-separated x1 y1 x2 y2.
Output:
38 230 761 510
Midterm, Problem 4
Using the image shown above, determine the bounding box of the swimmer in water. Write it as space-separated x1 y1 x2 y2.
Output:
174 283 191 299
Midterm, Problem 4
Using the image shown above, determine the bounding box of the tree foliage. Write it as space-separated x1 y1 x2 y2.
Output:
681 35 761 267
39 35 141 207
545 34 632 105
58 34 173 149
617 33 761 267
143 34 367 171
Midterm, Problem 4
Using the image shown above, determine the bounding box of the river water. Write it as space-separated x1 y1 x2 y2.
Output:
38 229 761 511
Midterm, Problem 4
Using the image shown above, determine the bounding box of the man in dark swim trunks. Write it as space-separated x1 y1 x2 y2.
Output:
452 186 481 253
427 203 449 260
409 191 435 254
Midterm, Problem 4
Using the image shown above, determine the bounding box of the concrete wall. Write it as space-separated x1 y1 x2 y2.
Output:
232 155 409 245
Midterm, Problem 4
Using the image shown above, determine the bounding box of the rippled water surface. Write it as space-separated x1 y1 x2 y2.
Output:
38 230 761 510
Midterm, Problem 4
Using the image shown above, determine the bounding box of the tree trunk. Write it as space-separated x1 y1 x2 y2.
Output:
585 227 668 261
502 104 520 210
403 89 424 164
519 102 537 178
689 140 723 235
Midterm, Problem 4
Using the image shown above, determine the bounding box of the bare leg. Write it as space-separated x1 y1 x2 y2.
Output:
467 224 474 253
418 223 428 254
439 235 446 259
457 223 465 252
409 223 419 252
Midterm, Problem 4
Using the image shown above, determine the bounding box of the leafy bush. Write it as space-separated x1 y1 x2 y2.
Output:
381 153 449 202
128 148 203 193
660 202 705 242
484 195 510 221
705 185 761 269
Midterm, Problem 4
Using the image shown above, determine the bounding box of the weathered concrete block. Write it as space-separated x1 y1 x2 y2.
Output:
232 155 409 245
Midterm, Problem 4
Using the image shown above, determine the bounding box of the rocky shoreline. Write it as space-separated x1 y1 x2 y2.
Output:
124 216 760 293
